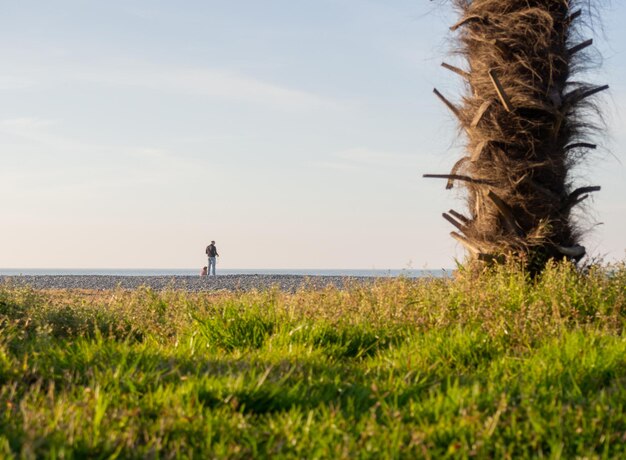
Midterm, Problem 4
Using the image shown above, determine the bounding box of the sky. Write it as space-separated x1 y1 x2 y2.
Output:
1 1 625 270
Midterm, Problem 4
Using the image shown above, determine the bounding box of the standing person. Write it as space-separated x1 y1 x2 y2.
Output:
205 240 219 276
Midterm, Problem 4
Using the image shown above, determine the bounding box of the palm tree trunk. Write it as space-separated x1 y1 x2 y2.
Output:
428 0 607 272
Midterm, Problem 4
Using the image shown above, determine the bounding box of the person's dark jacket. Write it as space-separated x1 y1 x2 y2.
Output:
206 244 219 257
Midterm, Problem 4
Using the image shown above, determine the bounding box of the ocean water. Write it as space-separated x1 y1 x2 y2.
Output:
0 268 452 278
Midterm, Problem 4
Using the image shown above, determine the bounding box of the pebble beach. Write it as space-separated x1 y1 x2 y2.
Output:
0 274 380 292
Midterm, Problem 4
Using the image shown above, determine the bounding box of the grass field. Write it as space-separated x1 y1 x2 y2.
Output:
1 262 626 459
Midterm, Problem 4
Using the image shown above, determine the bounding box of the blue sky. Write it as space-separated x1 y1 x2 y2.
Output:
1 1 624 269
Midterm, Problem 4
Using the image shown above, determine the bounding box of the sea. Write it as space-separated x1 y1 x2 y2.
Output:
0 268 452 278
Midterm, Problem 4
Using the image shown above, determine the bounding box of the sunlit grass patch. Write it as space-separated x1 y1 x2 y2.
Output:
1 262 626 458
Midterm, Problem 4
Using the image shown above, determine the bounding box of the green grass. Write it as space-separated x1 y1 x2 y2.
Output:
1 261 626 458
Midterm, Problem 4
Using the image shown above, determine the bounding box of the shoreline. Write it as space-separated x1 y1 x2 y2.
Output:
0 274 402 292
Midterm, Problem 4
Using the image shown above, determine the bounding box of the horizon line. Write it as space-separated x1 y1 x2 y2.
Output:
1 267 451 271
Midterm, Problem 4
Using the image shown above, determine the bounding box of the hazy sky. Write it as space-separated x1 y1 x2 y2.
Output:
1 1 625 269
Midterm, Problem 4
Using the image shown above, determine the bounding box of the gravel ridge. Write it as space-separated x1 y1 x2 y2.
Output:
0 274 379 292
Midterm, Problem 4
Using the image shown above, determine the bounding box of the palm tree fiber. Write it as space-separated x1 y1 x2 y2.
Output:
429 0 607 271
